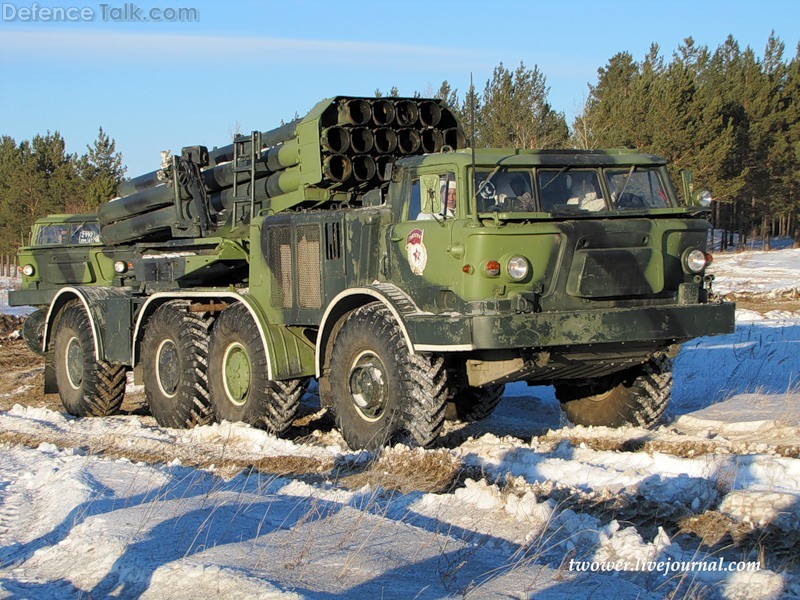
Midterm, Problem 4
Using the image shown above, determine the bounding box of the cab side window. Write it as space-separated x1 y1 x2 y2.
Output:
407 178 421 220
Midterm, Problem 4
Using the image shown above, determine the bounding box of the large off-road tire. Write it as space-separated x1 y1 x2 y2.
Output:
328 303 447 451
555 355 673 429
22 308 47 355
53 302 125 417
446 383 505 422
141 301 213 428
207 303 307 435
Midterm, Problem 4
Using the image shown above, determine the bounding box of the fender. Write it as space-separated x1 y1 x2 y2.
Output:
315 283 422 378
43 286 132 359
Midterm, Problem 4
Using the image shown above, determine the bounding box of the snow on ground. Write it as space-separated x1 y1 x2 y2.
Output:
712 247 800 299
0 277 29 318
0 251 799 598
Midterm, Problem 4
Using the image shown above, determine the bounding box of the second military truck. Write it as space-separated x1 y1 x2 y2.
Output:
11 96 735 450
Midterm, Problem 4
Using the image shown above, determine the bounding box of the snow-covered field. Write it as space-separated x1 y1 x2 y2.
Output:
0 249 799 599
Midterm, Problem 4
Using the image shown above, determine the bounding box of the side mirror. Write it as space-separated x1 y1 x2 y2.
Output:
697 190 712 207
680 169 693 206
681 170 713 207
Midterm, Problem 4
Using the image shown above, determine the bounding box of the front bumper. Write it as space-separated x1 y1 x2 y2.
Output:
8 288 58 308
405 302 736 351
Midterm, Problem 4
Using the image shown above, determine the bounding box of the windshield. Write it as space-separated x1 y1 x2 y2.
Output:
473 168 535 213
33 222 101 246
473 164 675 215
605 167 671 210
538 169 606 212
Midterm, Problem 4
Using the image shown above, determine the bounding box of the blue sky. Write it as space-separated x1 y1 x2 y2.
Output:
1 0 798 176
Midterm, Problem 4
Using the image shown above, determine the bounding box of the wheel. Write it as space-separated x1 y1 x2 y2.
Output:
555 355 673 428
53 302 125 417
141 301 213 428
328 303 447 451
208 303 307 435
446 384 505 422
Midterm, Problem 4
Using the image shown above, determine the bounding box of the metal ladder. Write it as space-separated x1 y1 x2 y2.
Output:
231 131 261 225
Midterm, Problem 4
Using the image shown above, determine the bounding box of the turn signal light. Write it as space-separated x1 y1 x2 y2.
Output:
485 260 501 277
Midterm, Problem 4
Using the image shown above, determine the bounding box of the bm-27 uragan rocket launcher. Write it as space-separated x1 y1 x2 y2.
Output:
11 96 734 450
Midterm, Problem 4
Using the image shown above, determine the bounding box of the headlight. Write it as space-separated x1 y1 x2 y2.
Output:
506 256 529 281
114 260 128 273
20 264 35 277
684 249 708 273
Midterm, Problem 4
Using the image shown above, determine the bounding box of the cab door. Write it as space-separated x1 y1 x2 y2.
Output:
387 167 461 311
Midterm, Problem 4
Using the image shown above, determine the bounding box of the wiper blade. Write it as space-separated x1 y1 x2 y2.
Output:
540 166 570 191
614 164 636 200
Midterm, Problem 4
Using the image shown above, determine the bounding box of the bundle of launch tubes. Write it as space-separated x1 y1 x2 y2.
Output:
98 96 466 245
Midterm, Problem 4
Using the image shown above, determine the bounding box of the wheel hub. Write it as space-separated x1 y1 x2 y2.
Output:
348 351 388 421
65 336 83 389
222 342 251 406
156 339 180 398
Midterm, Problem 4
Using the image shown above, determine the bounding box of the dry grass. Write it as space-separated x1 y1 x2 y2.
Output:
334 447 463 494
536 432 800 460
677 511 743 547
0 428 335 480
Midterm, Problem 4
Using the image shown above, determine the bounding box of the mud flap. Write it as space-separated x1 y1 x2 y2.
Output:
44 352 57 394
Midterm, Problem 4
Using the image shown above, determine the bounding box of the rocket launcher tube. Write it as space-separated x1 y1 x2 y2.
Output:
100 205 174 245
351 155 377 183
349 127 374 154
115 119 300 197
420 128 443 154
443 128 467 149
208 154 353 213
418 100 442 127
98 183 173 225
322 154 353 182
320 127 351 154
337 98 371 126
397 128 421 154
370 99 396 126
100 137 303 226
373 128 398 154
394 100 419 127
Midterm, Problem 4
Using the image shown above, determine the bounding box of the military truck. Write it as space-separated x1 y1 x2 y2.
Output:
10 95 734 450
14 213 134 357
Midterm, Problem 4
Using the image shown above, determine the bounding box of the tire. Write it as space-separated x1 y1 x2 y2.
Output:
141 301 213 428
556 355 673 429
446 384 505 422
22 308 47 355
207 303 307 435
53 302 125 417
328 303 447 451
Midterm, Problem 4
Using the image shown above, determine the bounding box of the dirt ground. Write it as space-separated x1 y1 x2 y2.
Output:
0 337 56 414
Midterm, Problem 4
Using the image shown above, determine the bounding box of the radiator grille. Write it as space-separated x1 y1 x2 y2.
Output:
297 225 321 308
268 225 292 309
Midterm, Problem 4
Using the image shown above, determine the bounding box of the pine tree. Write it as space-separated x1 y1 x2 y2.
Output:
79 127 126 209
476 62 568 149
